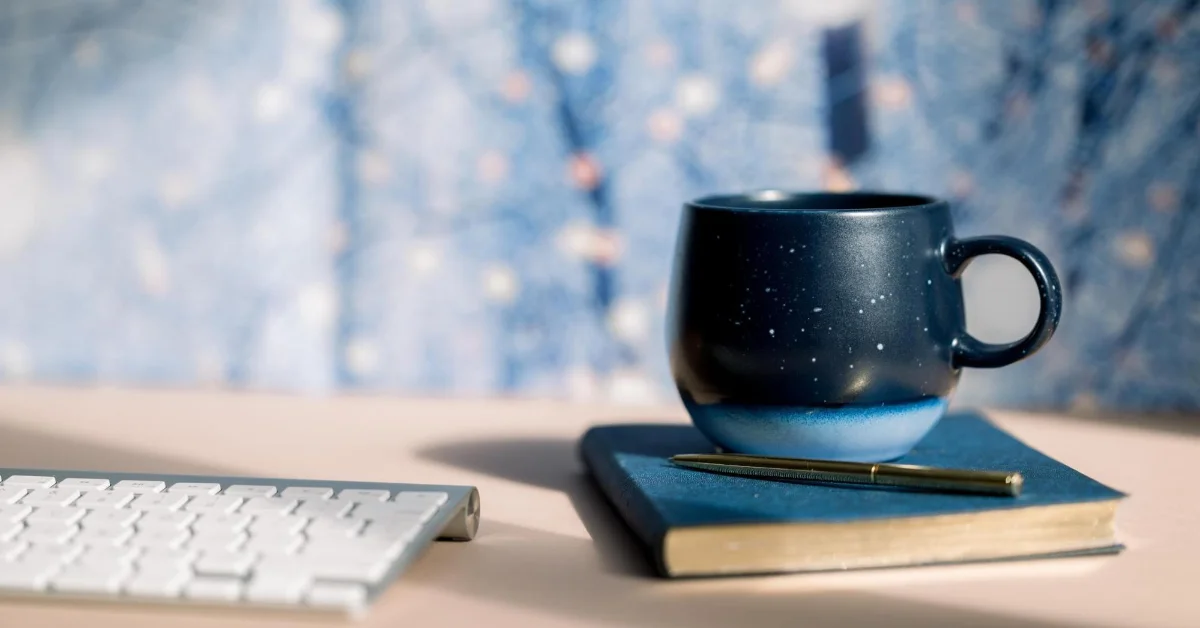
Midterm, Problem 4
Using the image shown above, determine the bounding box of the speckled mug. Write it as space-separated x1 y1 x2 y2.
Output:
667 191 1062 461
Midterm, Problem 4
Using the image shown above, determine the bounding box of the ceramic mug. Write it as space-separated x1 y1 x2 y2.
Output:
666 191 1062 461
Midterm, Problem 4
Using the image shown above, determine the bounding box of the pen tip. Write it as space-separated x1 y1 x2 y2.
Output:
1007 472 1024 496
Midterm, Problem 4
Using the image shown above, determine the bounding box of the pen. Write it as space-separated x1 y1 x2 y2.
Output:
669 453 1023 497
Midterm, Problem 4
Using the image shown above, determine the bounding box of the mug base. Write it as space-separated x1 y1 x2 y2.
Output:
684 396 948 462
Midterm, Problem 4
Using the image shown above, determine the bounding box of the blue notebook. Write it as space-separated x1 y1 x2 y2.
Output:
580 411 1125 577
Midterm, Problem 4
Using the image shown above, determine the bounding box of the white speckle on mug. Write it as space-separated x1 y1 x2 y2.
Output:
880 295 885 300
924 327 928 332
813 377 818 382
789 248 795 253
801 327 805 332
877 343 884 350
811 357 816 363
870 299 876 304
927 279 932 285
769 328 775 336
858 309 863 314
849 364 854 369
813 307 822 312
765 287 771 292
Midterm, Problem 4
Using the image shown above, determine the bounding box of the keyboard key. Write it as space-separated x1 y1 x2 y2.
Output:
245 572 310 604
194 550 256 577
294 499 354 519
0 522 23 542
349 502 408 519
82 509 141 528
280 487 333 500
0 540 28 560
224 485 276 498
337 489 390 502
113 480 166 494
130 492 189 512
0 505 32 524
137 547 199 569
129 528 190 550
75 525 136 548
240 497 298 515
185 495 243 515
0 487 28 505
22 542 84 564
243 533 304 556
76 490 136 509
136 511 196 530
305 536 406 560
249 514 308 535
0 559 59 590
168 482 221 495
305 582 367 610
51 565 129 594
365 517 426 540
20 489 82 507
77 545 141 567
184 576 242 601
26 506 87 525
192 512 253 534
19 522 80 544
394 491 448 506
259 555 390 584
3 476 55 489
125 567 190 597
353 501 439 523
56 478 110 491
311 557 392 584
187 531 248 553
305 517 365 539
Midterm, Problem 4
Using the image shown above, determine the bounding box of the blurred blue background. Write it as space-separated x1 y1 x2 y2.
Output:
0 0 1197 410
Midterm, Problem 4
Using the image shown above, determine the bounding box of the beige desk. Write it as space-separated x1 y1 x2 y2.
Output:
0 385 1195 628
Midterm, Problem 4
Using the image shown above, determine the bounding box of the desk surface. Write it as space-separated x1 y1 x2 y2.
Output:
0 385 1195 628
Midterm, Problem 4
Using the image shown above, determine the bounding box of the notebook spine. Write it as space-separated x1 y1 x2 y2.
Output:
579 428 672 576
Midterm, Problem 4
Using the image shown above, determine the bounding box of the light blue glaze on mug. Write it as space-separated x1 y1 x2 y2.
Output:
683 396 950 462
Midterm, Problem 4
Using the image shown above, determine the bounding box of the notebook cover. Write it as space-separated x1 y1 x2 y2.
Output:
580 410 1125 577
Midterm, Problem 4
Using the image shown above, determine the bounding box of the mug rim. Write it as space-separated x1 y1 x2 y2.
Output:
688 190 939 213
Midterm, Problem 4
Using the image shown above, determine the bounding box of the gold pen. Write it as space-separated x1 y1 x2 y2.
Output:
669 453 1023 497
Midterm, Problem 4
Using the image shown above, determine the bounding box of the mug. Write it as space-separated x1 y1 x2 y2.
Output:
666 191 1062 461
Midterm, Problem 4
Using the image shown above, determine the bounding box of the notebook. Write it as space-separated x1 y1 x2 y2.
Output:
580 411 1125 578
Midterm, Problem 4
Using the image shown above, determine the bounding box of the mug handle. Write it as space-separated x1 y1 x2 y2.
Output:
942 236 1063 369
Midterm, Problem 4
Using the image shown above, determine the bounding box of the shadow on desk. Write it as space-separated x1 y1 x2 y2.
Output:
417 435 1098 628
419 435 654 578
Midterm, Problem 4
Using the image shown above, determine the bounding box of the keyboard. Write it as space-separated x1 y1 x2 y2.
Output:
0 467 480 618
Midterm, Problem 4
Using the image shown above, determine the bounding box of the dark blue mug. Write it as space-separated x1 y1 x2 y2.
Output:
667 191 1062 461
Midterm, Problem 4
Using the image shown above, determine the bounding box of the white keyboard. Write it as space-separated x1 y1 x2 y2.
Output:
0 467 480 618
